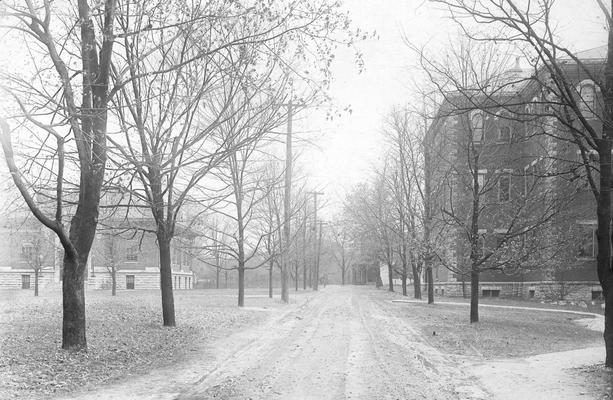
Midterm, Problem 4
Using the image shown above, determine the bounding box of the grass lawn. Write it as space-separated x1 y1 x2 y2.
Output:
378 289 603 360
0 288 296 399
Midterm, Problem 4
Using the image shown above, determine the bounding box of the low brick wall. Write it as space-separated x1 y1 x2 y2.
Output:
423 280 602 302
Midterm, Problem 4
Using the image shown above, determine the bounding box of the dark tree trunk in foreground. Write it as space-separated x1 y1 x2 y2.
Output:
598 118 613 365
62 254 87 349
470 269 480 323
600 2 613 367
158 237 176 326
401 273 407 296
426 264 434 304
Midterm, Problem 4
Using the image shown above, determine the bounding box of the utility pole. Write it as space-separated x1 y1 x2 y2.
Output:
308 191 324 290
317 220 323 290
281 101 293 304
215 245 220 290
302 197 308 290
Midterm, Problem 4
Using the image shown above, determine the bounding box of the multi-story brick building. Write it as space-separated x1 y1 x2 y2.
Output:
425 47 604 302
0 209 196 291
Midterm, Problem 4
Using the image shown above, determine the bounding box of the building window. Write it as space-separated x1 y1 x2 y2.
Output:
126 275 135 289
498 126 512 143
477 169 487 190
471 111 484 143
577 226 596 259
126 245 138 262
21 274 30 289
498 174 511 202
21 243 36 262
523 163 538 195
495 233 506 249
578 80 596 118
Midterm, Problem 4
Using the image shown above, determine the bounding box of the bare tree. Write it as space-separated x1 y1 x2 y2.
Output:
329 221 355 285
209 86 288 307
0 0 118 350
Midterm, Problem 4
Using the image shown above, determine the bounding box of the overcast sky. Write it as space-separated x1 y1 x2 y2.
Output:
299 0 609 218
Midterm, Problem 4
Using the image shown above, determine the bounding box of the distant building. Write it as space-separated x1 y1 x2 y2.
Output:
0 215 58 289
87 219 196 291
0 209 196 291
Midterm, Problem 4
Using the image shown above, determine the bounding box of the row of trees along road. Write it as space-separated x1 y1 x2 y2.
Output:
0 0 359 351
343 0 613 366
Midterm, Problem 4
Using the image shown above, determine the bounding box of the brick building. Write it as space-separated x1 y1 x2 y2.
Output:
0 212 196 291
425 47 604 302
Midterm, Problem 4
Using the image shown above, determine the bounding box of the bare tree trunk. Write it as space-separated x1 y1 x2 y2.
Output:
426 263 434 304
281 103 293 303
238 262 245 307
598 124 613 365
62 253 86 350
158 237 175 326
111 267 116 296
295 261 299 291
34 268 39 297
268 259 273 298
401 250 408 296
411 256 421 299
216 267 220 289
387 263 394 292
600 5 613 367
470 268 480 323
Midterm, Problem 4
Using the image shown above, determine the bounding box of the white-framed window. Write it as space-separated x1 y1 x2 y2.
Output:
577 80 597 119
126 245 139 262
498 173 511 202
496 111 513 143
477 169 487 190
21 243 36 262
523 159 541 195
470 111 484 143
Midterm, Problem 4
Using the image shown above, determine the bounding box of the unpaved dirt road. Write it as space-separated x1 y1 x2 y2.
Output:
177 286 483 400
61 286 487 400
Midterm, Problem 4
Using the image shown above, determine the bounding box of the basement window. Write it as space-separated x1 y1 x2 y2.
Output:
482 289 500 297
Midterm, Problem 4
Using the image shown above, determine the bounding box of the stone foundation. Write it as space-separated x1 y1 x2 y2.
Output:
87 270 195 290
0 269 56 290
423 281 602 302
